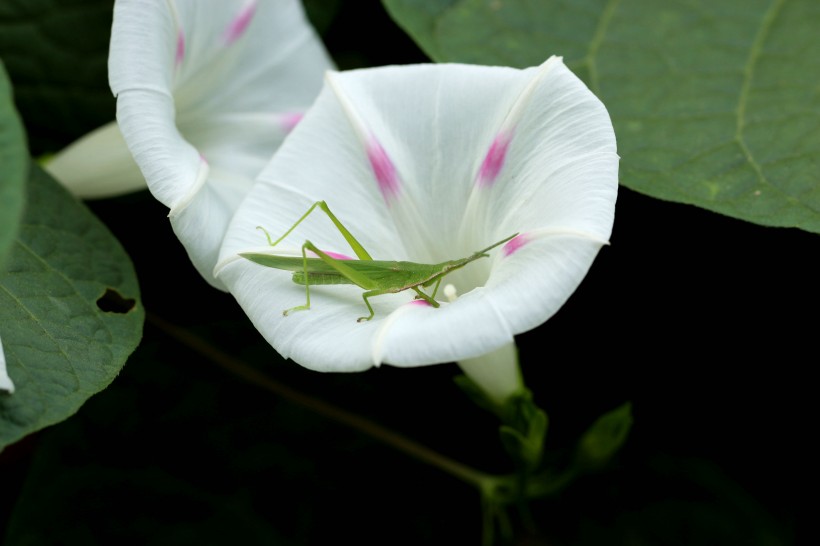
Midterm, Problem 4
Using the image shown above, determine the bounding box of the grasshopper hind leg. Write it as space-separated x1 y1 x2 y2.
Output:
282 241 314 316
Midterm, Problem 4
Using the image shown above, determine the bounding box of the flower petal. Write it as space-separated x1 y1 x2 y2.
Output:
114 88 201 208
0 336 14 394
317 64 538 260
218 57 617 371
109 0 177 98
44 122 147 199
170 164 248 288
109 0 333 287
216 256 408 371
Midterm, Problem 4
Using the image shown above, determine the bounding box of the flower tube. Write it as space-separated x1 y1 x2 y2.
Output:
216 57 618 372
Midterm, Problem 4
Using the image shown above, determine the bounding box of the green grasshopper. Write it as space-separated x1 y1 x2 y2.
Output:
240 201 517 322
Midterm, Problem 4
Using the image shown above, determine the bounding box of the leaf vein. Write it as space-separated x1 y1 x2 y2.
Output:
733 0 815 211
3 236 113 390
585 0 621 95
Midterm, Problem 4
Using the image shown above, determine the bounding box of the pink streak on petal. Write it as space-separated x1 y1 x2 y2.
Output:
476 130 514 188
307 250 354 260
323 251 353 261
224 1 257 45
366 137 401 203
409 299 432 307
175 30 185 66
280 112 303 134
199 152 208 164
503 233 530 257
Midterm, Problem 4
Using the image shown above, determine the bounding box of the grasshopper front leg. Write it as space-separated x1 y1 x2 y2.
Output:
428 276 443 300
358 286 441 323
358 289 394 322
411 287 440 308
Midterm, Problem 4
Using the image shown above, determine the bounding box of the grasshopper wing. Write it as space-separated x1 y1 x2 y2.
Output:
240 252 338 273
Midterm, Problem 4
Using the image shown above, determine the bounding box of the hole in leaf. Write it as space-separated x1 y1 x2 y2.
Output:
97 288 136 314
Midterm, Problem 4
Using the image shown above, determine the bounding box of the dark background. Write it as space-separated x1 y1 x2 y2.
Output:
0 1 812 544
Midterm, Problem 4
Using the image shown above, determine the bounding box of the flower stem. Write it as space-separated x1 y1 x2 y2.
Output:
147 312 496 490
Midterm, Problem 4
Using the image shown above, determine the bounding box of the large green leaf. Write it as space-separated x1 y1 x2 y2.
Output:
0 0 115 155
383 0 820 233
0 60 26 268
0 165 143 449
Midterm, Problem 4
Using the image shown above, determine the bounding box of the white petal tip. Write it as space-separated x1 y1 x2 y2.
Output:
0 341 14 394
0 340 14 394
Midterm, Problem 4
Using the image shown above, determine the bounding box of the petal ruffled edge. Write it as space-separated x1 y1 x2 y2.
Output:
372 234 608 368
216 257 392 371
115 88 201 209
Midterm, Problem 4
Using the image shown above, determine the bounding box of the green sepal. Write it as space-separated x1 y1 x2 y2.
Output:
498 390 548 473
455 375 549 473
575 402 633 471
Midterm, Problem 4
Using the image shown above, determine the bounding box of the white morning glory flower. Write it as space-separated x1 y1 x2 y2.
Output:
215 57 618 378
47 0 333 289
0 337 12 393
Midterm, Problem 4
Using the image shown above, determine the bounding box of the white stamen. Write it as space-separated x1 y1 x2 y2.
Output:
443 283 458 303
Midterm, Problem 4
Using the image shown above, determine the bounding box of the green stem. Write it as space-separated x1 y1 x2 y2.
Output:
147 312 495 490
